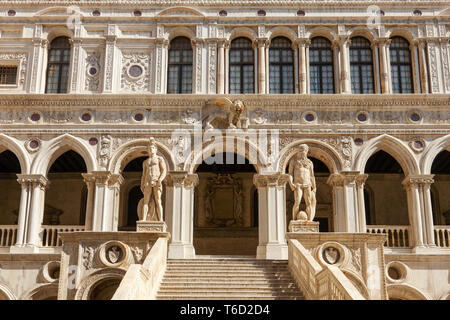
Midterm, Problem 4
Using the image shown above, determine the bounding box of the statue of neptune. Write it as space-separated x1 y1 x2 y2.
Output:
139 138 167 222
288 144 317 221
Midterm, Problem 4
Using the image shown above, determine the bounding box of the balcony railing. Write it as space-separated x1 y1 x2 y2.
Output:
0 225 18 247
367 225 411 248
41 225 85 247
434 226 450 248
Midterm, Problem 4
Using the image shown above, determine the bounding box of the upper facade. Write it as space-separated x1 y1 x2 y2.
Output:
0 0 449 95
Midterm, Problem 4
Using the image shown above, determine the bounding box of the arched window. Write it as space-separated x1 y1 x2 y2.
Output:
269 37 294 93
229 37 254 94
350 37 374 94
46 37 71 93
309 37 335 94
167 37 193 94
389 37 413 94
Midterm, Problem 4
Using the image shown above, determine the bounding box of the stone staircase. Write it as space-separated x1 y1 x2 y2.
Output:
156 257 305 300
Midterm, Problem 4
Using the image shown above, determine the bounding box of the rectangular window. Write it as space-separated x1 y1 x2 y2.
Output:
0 66 18 85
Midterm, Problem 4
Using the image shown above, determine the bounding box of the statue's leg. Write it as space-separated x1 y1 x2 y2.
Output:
142 188 151 221
304 187 316 221
154 186 163 221
293 187 303 220
148 187 156 220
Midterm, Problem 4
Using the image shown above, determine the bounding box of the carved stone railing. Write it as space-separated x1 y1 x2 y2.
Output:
112 236 168 300
367 225 411 248
434 226 450 248
41 225 85 247
288 239 365 300
0 225 18 247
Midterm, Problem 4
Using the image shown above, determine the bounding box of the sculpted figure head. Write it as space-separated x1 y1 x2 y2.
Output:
148 138 157 156
297 144 309 159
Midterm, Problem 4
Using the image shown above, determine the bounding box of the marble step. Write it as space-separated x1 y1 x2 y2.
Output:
156 293 304 300
159 284 300 289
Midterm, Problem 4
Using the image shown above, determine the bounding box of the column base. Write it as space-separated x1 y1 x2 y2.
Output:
288 220 319 233
9 244 40 254
412 246 443 254
168 243 196 259
136 221 167 232
256 244 288 260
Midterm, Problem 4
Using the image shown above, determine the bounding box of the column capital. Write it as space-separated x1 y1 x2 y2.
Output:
16 174 48 188
253 173 290 188
165 171 199 188
254 38 269 49
156 38 169 47
190 38 205 48
402 174 435 189
326 171 366 187
295 38 311 48
375 38 391 47
82 171 124 187
32 38 48 48
217 39 229 48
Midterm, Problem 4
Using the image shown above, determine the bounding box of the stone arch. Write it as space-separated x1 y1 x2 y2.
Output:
228 27 258 42
167 27 196 42
75 268 126 300
35 6 84 18
0 134 30 174
21 283 58 300
307 27 337 42
342 269 371 299
277 139 343 174
421 135 450 174
32 134 96 175
267 27 297 44
387 283 431 300
109 138 176 174
348 27 377 44
186 135 269 174
156 6 205 18
0 283 16 300
45 26 73 44
354 134 419 175
386 28 416 43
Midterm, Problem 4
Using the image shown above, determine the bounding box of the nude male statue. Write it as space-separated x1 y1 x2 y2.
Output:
288 144 317 221
139 138 167 222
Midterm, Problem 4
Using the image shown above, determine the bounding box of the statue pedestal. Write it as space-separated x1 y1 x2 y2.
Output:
136 221 167 232
288 220 319 233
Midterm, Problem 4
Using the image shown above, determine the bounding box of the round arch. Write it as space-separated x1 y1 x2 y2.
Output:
307 27 337 42
167 27 196 42
156 6 205 18
348 27 377 44
109 138 176 174
354 134 419 175
185 136 269 174
74 268 126 300
45 26 73 44
21 283 58 300
386 28 416 44
0 283 16 300
228 27 257 42
421 135 450 174
387 283 431 300
267 27 297 44
31 134 96 175
0 134 30 174
277 139 343 174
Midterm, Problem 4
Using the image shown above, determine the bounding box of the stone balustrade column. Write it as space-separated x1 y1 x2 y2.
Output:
12 175 48 251
257 39 267 94
327 171 365 233
253 173 290 260
377 38 390 94
165 172 199 259
83 172 124 232
339 37 352 94
297 39 309 94
217 40 226 94
402 175 436 250
417 39 429 93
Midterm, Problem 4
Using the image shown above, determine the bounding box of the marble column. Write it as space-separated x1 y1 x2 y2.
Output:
371 42 381 93
12 174 48 252
377 38 390 94
217 40 226 94
402 175 436 251
417 40 429 93
82 172 124 232
409 41 420 94
339 37 352 94
332 41 340 93
68 38 82 93
253 173 290 260
327 171 367 233
257 39 267 94
165 172 199 259
297 39 309 94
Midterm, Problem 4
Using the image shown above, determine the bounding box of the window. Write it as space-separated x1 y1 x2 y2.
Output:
309 37 334 94
389 37 413 94
350 37 374 94
0 66 17 85
269 37 294 93
45 37 71 93
229 37 254 94
167 37 193 94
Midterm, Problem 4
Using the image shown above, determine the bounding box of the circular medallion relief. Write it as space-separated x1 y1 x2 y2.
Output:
89 137 98 146
106 245 124 264
128 65 143 78
322 246 341 265
133 10 142 17
98 241 130 268
354 138 364 146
